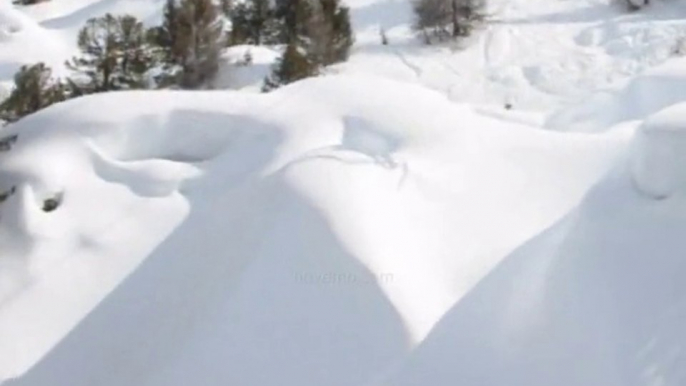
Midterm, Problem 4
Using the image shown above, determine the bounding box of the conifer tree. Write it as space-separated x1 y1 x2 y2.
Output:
67 14 154 92
413 0 485 43
173 0 225 88
264 0 353 91
229 0 281 46
320 0 353 65
0 63 67 123
263 41 317 91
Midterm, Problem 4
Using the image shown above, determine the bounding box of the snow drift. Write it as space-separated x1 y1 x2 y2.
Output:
382 156 686 386
0 74 629 385
3 0 686 385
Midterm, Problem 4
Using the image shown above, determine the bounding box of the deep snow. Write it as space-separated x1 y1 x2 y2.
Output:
1 0 686 386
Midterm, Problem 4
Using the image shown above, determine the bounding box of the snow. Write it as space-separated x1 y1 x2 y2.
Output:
1 0 686 386
548 57 686 132
382 163 686 386
631 102 686 199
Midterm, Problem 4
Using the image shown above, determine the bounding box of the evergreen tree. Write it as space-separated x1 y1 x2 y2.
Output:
149 0 183 86
67 14 154 92
264 0 353 91
229 0 281 46
413 0 485 43
263 41 317 91
320 0 353 65
155 0 182 64
275 0 299 42
0 63 67 123
172 0 225 88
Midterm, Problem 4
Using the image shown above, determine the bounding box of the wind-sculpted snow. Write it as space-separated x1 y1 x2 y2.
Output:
2 0 686 385
0 75 628 385
383 164 686 386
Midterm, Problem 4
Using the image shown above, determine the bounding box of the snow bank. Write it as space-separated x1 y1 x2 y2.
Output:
632 102 686 198
382 161 686 386
0 74 629 385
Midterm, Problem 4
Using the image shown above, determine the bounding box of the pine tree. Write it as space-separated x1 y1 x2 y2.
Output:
173 0 225 88
67 14 154 92
0 63 67 123
229 0 281 46
264 0 353 91
155 0 182 64
320 0 353 65
263 41 317 91
413 0 485 43
117 15 156 88
275 0 300 42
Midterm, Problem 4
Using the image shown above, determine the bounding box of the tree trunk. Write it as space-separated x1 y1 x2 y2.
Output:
451 0 459 37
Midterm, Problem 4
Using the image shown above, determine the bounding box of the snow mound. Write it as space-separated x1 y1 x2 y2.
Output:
382 160 686 386
632 102 686 199
0 74 630 385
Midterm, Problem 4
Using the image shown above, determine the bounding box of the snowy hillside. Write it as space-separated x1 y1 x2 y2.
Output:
1 0 686 386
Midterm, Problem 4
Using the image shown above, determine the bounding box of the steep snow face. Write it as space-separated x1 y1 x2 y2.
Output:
381 162 686 386
0 75 629 385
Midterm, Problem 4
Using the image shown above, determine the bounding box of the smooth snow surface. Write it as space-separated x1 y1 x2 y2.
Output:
632 102 686 199
1 0 686 385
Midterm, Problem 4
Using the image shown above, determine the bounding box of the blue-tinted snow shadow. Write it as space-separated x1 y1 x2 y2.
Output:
3 111 411 386
383 168 686 386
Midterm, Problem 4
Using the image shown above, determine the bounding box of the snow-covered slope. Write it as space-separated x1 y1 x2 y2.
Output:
2 0 686 385
0 75 629 384
383 157 686 386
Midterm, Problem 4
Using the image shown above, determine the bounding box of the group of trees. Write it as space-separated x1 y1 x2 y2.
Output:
229 0 354 91
1 0 225 123
412 0 486 44
1 0 354 123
